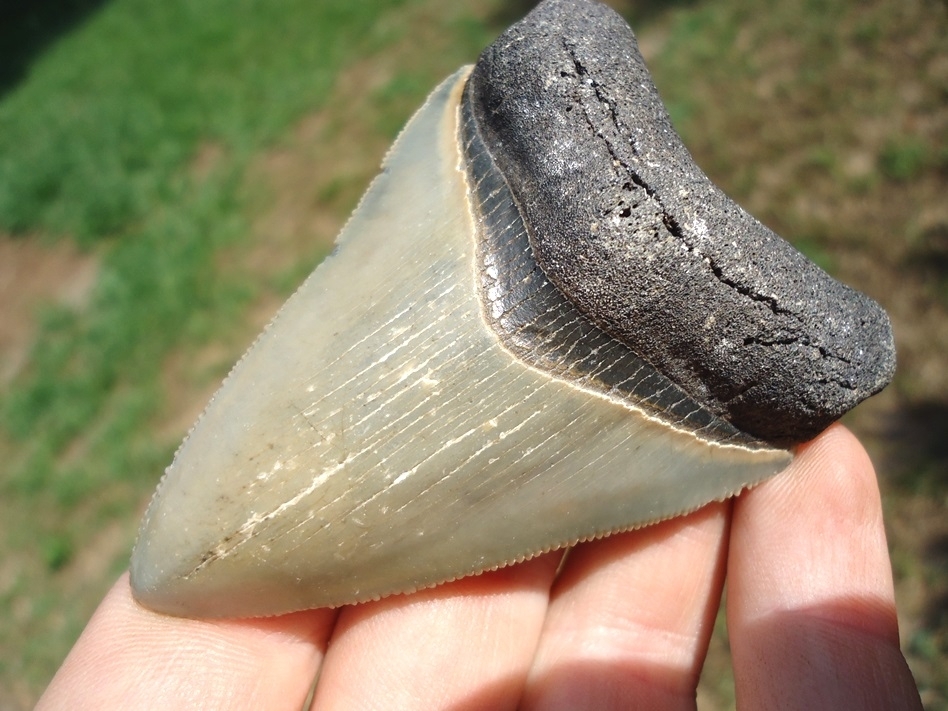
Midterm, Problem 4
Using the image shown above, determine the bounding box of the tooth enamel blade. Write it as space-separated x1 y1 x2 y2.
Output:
130 70 789 618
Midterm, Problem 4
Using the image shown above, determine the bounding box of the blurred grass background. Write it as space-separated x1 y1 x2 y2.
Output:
0 0 945 707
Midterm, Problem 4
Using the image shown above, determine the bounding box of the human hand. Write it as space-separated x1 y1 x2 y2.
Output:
37 425 922 710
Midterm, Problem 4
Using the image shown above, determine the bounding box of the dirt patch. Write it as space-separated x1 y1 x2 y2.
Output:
243 58 394 282
190 141 226 185
0 237 98 385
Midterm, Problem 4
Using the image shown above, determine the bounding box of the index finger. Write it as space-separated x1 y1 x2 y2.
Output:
727 425 922 710
37 573 337 711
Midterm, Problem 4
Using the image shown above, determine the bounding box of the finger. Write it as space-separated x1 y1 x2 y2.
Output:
728 424 922 711
37 573 338 711
521 501 731 711
310 553 561 711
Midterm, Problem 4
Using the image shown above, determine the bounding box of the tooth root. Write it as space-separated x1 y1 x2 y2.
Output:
465 0 894 446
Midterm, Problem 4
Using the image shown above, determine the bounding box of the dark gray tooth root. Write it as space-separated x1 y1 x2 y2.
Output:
460 87 762 448
464 0 896 446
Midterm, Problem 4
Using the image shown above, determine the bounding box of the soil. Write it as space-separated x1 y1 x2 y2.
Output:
0 238 98 385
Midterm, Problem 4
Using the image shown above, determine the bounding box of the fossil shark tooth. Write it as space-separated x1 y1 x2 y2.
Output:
130 0 895 618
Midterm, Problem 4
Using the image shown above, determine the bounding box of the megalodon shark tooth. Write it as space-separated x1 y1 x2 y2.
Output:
130 0 895 618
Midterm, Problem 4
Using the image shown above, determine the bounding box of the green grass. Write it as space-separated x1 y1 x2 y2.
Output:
879 134 931 182
0 0 406 243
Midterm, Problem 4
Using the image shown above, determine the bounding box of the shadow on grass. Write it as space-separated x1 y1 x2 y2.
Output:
878 399 948 497
923 532 948 632
0 0 112 98
904 221 948 301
